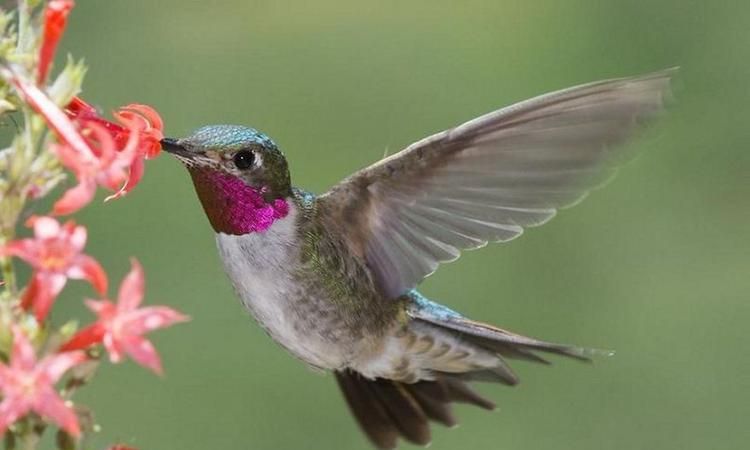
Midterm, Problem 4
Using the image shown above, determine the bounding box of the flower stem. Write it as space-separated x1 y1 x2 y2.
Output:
0 234 17 297
16 0 34 57
16 419 41 450
3 430 16 450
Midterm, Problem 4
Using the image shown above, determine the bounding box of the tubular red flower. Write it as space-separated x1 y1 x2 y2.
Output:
37 0 76 85
66 97 127 137
0 216 107 322
0 327 86 437
62 259 189 375
62 97 165 203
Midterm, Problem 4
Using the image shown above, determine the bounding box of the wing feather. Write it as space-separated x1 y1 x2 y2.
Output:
319 70 675 298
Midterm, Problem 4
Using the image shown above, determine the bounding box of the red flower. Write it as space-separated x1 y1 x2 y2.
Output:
0 327 86 437
66 98 163 158
62 260 189 375
37 0 76 85
0 216 107 322
61 97 164 206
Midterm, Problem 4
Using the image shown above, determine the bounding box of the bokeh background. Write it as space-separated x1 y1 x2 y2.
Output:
39 0 750 449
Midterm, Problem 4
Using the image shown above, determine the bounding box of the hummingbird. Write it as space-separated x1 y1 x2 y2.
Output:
160 70 673 449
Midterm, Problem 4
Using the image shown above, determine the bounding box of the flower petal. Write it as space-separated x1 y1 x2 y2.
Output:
84 298 116 317
115 104 164 159
37 0 75 84
104 125 141 200
65 97 98 119
0 363 10 385
53 178 97 216
60 322 106 352
37 350 86 383
122 104 164 132
122 306 190 335
121 335 163 376
69 222 87 250
67 254 108 295
107 154 143 201
2 68 93 158
0 239 39 265
22 273 67 322
28 215 62 239
52 140 91 177
103 333 125 363
117 259 145 311
0 395 31 437
20 272 42 311
33 387 81 437
10 327 36 372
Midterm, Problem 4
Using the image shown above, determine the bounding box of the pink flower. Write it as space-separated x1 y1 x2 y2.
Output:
0 327 86 437
0 216 107 322
37 0 76 85
62 259 189 375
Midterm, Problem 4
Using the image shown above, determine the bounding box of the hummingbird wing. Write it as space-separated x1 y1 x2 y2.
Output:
318 70 675 299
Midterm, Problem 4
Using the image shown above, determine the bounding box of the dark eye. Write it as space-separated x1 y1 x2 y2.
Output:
233 150 255 170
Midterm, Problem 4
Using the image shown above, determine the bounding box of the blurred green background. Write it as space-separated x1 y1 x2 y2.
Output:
43 0 750 449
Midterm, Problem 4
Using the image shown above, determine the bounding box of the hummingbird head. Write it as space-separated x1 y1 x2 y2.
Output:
161 125 292 235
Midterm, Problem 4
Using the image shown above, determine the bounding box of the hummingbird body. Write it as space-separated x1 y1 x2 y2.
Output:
213 188 519 381
162 70 674 449
214 191 401 372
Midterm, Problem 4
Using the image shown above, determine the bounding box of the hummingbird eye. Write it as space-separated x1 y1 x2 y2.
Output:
233 150 256 170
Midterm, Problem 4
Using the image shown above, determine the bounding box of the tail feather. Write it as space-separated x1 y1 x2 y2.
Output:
367 380 430 445
438 376 496 410
407 291 599 364
335 370 400 449
335 371 495 449
468 331 590 362
406 385 457 427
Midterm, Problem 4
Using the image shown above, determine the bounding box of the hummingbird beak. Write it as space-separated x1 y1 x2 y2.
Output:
160 137 192 157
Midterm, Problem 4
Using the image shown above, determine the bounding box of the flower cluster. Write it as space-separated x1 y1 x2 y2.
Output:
0 2 187 449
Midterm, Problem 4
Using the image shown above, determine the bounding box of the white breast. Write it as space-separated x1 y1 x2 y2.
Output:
215 203 343 369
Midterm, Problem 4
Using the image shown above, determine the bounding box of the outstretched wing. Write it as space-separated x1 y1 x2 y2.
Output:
318 70 675 299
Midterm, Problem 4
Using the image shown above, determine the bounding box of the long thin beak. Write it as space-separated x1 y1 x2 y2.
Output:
160 137 188 155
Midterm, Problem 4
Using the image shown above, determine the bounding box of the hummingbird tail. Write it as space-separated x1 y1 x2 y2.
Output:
338 293 606 448
407 292 600 365
334 369 494 450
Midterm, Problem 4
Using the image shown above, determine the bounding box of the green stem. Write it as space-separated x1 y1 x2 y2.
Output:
16 0 32 57
18 432 37 450
4 430 16 450
0 235 16 297
15 419 40 450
